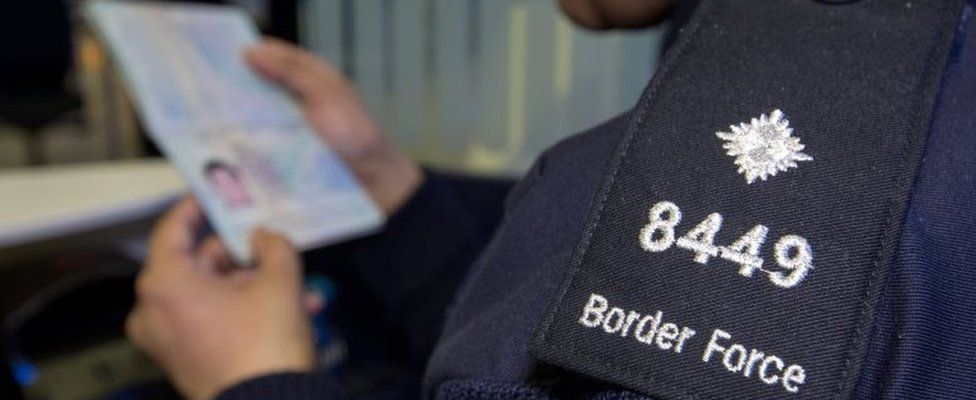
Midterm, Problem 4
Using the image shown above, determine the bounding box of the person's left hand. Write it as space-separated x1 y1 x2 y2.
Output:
245 39 422 216
126 197 316 400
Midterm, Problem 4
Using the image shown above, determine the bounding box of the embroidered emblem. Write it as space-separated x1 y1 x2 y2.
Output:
716 109 812 184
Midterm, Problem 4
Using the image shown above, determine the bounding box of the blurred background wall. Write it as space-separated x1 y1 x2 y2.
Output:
302 0 665 174
0 0 664 175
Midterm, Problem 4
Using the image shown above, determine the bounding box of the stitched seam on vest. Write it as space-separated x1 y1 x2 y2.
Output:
533 1 966 400
533 1 718 398
833 2 966 398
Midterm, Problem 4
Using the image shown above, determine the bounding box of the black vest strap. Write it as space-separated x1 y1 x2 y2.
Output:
532 1 963 399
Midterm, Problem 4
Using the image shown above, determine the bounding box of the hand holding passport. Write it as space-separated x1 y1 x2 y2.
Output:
87 0 420 262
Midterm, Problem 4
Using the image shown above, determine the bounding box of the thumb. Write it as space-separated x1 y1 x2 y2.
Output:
250 228 302 282
244 39 291 82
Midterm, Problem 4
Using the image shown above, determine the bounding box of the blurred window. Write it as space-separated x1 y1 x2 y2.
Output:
300 0 665 174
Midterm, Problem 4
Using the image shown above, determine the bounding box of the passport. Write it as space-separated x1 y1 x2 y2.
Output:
86 0 383 262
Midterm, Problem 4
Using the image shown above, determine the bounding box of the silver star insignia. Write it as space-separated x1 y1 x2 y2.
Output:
716 109 813 184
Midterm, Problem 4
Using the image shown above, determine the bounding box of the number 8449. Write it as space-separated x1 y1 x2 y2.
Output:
638 201 813 289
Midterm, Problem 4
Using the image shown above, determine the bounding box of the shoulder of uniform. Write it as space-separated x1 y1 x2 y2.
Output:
539 109 632 171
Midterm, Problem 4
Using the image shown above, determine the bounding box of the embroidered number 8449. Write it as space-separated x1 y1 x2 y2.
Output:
639 201 813 289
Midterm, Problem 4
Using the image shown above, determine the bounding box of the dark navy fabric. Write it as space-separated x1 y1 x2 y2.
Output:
434 379 652 400
424 113 631 397
217 2 976 399
217 372 344 400
299 172 514 399
855 2 976 399
534 1 961 399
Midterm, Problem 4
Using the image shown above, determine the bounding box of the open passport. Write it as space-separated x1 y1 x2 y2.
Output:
86 0 383 262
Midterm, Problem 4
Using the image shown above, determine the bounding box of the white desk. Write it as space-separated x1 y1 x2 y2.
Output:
0 160 185 249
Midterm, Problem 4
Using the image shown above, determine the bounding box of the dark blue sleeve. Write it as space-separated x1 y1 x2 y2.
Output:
214 170 514 400
215 372 343 400
321 169 515 361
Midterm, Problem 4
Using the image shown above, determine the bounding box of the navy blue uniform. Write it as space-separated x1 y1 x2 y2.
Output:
218 1 976 399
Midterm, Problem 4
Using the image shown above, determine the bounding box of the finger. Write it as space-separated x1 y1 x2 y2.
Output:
250 228 301 281
196 235 237 276
244 38 345 104
144 197 205 283
244 38 294 81
125 305 171 369
150 196 204 254
125 305 149 350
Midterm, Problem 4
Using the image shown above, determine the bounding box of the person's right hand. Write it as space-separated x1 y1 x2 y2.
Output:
126 198 316 400
245 39 422 216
